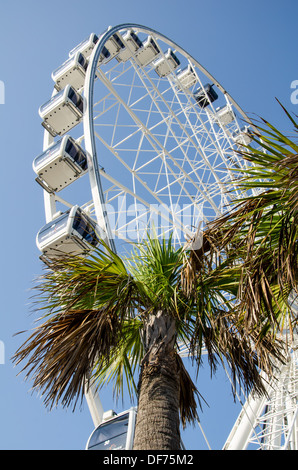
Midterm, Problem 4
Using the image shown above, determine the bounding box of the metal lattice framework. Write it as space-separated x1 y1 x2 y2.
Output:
41 24 254 246
224 333 298 450
34 24 297 449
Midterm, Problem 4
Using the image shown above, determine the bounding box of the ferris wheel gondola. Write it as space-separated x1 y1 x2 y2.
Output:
33 135 88 193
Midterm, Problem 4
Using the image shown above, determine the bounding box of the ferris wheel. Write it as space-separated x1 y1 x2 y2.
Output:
33 24 298 450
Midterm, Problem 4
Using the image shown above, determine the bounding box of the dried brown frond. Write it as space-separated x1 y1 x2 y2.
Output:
175 353 202 428
13 308 121 410
188 299 286 399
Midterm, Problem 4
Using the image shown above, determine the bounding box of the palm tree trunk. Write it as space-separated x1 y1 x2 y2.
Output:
133 311 181 450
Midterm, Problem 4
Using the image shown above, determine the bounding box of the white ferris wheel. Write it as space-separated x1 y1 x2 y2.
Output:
33 24 298 450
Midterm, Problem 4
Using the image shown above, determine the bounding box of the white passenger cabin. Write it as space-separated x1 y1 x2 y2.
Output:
154 49 180 77
117 30 143 62
103 32 125 62
36 206 103 257
233 125 253 145
52 52 88 92
135 36 160 66
193 84 218 108
33 136 88 193
69 33 99 59
215 105 235 126
176 65 198 89
69 31 125 66
39 84 84 137
86 408 137 451
96 45 111 65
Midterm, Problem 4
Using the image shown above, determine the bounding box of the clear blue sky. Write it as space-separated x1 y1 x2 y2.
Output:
0 0 297 450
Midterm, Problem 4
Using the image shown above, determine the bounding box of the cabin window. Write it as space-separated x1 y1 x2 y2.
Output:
65 139 77 159
112 34 125 49
88 414 129 450
73 212 98 246
68 88 83 112
130 31 142 48
38 212 69 243
78 53 88 70
148 37 159 54
102 46 110 59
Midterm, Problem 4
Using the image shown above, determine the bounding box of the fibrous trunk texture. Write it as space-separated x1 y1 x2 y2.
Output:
133 311 181 450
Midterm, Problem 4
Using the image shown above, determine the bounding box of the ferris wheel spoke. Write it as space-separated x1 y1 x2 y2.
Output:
91 74 219 226
97 162 188 239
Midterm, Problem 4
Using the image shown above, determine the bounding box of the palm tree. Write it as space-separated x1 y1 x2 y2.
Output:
196 103 298 341
13 232 285 450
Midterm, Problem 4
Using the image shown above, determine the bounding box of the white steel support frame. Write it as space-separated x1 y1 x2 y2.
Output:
81 24 255 248
223 334 298 450
38 24 297 449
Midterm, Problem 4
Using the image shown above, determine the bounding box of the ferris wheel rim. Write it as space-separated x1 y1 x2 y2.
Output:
83 23 254 248
84 23 253 133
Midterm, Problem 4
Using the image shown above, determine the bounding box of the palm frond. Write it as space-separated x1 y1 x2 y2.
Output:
13 308 121 409
126 234 184 315
93 318 144 403
199 105 298 334
13 243 138 409
179 105 298 397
